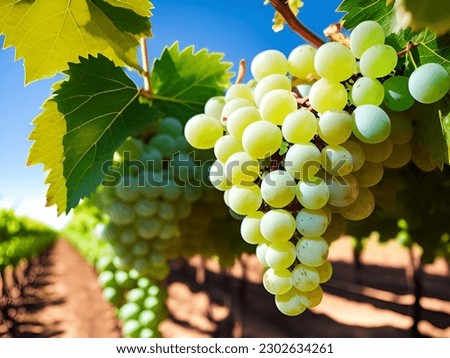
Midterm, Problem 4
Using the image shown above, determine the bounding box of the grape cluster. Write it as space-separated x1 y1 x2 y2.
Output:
95 117 202 280
183 20 449 316
96 255 167 338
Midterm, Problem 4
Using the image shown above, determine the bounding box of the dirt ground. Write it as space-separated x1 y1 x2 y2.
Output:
1 237 449 338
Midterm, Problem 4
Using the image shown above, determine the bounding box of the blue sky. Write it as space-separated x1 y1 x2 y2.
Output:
0 0 342 227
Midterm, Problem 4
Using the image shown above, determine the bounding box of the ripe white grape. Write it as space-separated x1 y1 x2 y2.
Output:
259 89 297 125
291 263 320 292
261 170 296 208
224 151 260 185
254 74 292 106
383 143 412 169
353 161 384 188
359 44 398 78
109 202 136 225
351 105 391 144
208 160 232 191
204 96 226 121
288 44 318 80
350 77 384 106
339 187 375 221
316 260 333 283
411 144 436 172
358 137 393 163
275 287 307 316
284 143 321 180
321 144 354 176
158 117 183 137
260 209 296 243
408 63 450 104
296 178 330 210
242 120 282 159
263 268 293 295
227 184 262 215
282 109 318 144
226 107 262 139
240 211 266 245
326 173 359 207
266 241 297 269
214 135 243 163
256 242 270 266
317 110 352 145
296 209 329 237
383 76 415 111
350 20 385 59
314 42 356 82
251 49 288 81
309 79 348 114
225 84 254 102
184 114 223 149
136 218 161 240
388 111 413 145
220 98 255 127
298 285 323 308
135 199 159 218
340 140 365 171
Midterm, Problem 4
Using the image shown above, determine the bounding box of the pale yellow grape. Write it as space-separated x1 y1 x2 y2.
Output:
389 111 413 145
316 260 333 283
263 268 293 295
242 121 282 159
284 143 321 180
251 49 288 81
287 44 318 80
256 243 270 267
351 105 391 144
259 89 298 125
298 285 323 308
322 214 345 244
322 205 332 224
309 79 348 114
224 151 260 185
296 178 330 210
260 209 296 243
296 209 329 237
360 44 398 78
225 83 254 102
261 170 296 208
326 173 359 207
184 114 223 149
291 264 320 292
321 144 354 176
228 184 262 215
358 138 393 163
383 143 412 169
296 236 329 267
226 107 262 139
317 110 352 145
209 160 232 191
350 20 385 59
341 140 365 171
350 77 384 106
314 42 356 82
204 96 226 121
240 211 265 245
214 135 243 163
220 98 254 127
282 109 318 144
275 288 307 316
223 190 230 206
340 187 375 221
353 161 384 188
254 74 292 106
411 144 436 172
266 241 297 269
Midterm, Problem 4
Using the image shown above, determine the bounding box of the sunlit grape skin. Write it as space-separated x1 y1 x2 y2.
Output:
408 63 450 104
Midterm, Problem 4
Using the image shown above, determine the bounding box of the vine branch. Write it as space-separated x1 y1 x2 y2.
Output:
397 41 420 57
140 37 152 94
268 0 325 48
235 59 246 84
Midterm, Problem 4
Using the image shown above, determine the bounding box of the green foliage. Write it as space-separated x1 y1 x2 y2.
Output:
0 210 57 270
151 42 233 123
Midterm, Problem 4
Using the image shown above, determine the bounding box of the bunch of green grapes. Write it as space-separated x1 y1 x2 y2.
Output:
96 255 167 338
183 20 449 316
95 117 204 280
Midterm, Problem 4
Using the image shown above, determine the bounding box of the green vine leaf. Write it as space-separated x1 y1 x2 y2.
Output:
47 54 157 213
0 0 152 83
151 42 233 123
104 0 153 17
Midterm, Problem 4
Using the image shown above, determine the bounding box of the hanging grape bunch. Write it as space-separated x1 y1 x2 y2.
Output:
184 20 450 316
